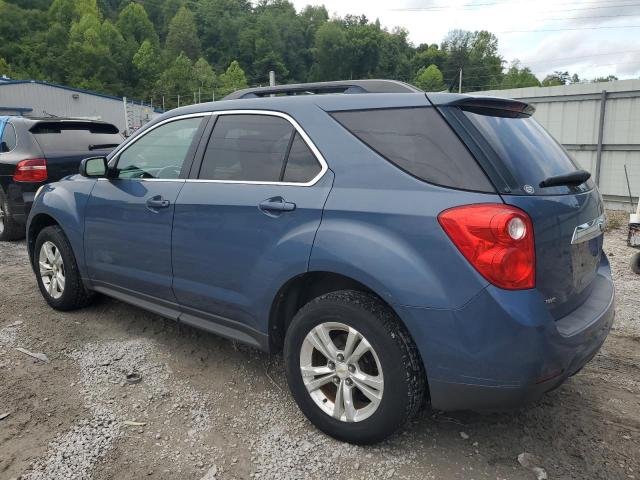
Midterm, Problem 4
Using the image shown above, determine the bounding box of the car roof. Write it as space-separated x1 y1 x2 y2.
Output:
158 91 521 121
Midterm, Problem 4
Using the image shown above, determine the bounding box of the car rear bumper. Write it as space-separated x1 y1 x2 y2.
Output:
397 254 614 411
5 182 40 225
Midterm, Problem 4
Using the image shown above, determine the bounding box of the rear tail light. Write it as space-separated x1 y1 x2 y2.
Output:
438 204 535 290
13 158 48 182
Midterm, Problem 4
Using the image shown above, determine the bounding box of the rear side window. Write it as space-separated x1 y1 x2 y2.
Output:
31 122 122 153
1 123 16 152
331 107 494 192
199 114 323 184
462 110 589 195
283 133 322 182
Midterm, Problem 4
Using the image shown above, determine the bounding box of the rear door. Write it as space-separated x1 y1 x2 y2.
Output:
446 103 604 318
172 111 332 333
84 115 208 303
30 121 123 180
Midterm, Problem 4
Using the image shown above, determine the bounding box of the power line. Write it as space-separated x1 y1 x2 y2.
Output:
391 1 640 11
496 24 640 33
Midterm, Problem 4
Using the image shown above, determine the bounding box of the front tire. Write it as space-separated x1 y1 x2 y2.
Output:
34 226 93 310
284 290 425 444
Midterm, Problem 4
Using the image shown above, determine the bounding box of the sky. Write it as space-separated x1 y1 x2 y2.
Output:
290 0 640 81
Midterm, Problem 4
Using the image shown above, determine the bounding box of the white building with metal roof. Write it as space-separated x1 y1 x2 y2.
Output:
0 79 161 135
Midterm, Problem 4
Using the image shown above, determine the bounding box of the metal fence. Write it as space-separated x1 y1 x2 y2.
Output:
476 79 640 210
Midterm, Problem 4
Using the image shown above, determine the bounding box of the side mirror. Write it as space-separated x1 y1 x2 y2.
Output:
80 156 109 178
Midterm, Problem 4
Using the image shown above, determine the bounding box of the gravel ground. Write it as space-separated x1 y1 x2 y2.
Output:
1 220 639 480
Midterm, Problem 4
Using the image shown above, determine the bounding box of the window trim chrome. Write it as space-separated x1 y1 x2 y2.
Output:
107 110 328 187
187 109 328 187
107 112 212 170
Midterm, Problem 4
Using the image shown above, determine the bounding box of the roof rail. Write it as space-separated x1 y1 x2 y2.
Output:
223 79 422 100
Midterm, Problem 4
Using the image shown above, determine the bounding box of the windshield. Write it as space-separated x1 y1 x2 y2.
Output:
463 110 593 195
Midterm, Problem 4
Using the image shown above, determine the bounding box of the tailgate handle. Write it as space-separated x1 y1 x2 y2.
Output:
571 214 606 244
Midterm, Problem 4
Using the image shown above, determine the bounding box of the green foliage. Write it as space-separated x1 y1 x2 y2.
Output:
0 0 622 106
501 61 541 89
414 64 445 91
165 5 200 60
217 60 248 97
0 57 12 77
592 75 618 83
542 70 570 86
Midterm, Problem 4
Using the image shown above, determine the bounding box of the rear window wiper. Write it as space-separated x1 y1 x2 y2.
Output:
89 143 120 151
539 170 591 188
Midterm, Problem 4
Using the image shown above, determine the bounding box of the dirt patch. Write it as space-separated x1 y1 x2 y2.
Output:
1 226 639 480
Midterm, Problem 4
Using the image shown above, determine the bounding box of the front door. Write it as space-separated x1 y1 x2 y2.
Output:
172 112 332 333
84 115 207 302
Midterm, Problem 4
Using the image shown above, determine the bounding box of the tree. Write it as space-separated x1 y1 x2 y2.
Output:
217 60 248 98
592 75 618 83
193 57 216 92
156 53 195 108
414 64 445 91
0 57 12 78
133 39 161 96
117 2 159 48
311 21 348 81
165 6 200 60
49 0 99 27
500 61 540 89
542 71 570 86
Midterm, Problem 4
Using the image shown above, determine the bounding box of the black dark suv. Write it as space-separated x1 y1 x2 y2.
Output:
0 116 123 240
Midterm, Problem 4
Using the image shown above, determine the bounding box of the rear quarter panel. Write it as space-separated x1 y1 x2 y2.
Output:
300 100 502 309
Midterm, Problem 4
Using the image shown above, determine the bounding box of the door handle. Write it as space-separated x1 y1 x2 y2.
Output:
259 197 296 215
146 195 170 210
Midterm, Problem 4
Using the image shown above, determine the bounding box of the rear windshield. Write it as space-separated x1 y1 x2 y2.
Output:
331 107 495 192
31 122 122 152
462 110 592 195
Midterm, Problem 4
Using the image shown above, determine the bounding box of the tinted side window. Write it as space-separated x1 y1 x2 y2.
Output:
200 114 294 182
116 117 203 179
331 107 494 192
1 123 16 152
283 133 322 183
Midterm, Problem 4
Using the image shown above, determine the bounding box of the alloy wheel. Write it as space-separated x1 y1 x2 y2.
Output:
299 322 384 422
39 241 65 299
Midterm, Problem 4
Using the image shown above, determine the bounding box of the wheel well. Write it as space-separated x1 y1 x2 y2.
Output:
268 272 382 352
27 214 59 263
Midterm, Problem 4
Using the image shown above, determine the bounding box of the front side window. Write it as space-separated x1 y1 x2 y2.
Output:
199 114 323 183
116 117 204 179
1 123 16 152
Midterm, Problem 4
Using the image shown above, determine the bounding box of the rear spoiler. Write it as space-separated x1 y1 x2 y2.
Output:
448 97 535 118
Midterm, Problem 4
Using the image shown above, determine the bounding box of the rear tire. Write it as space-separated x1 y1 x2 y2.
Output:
631 251 640 275
34 225 93 310
284 290 425 444
0 187 25 241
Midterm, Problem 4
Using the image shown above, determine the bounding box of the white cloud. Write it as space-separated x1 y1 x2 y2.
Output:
290 0 640 80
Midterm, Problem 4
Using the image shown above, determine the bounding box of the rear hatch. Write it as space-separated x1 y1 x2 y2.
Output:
30 121 122 180
438 98 605 318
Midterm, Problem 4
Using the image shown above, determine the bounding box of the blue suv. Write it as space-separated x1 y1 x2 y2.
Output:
27 80 614 444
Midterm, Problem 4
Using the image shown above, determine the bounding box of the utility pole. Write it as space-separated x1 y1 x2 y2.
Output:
198 88 201 103
269 70 276 86
162 96 165 111
122 97 130 137
212 90 215 102
177 95 180 108
458 67 463 94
